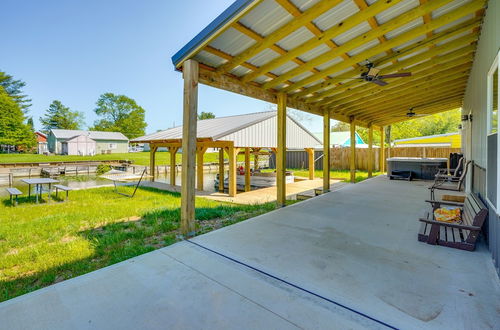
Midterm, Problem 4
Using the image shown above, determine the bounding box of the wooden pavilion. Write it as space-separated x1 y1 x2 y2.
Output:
170 0 486 235
131 111 321 198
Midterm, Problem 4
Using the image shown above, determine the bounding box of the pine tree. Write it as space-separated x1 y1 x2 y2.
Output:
0 70 32 113
40 100 85 133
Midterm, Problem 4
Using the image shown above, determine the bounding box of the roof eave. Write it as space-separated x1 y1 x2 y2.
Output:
171 0 258 69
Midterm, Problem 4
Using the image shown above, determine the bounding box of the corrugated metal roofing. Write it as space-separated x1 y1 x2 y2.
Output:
131 111 321 148
50 129 129 141
172 0 486 127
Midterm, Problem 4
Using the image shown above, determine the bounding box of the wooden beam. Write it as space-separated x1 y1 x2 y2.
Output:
264 0 461 90
149 145 157 182
245 147 251 192
277 93 287 207
217 0 343 74
293 18 481 101
277 0 485 92
242 0 403 83
218 148 225 193
323 110 330 192
180 59 198 236
196 146 208 191
305 148 315 180
169 147 178 186
380 127 385 173
368 124 373 177
227 144 239 197
350 117 356 183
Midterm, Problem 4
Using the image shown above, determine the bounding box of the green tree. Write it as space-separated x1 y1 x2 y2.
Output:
40 100 85 132
198 111 216 120
27 117 35 132
92 93 146 139
0 87 36 149
0 71 32 113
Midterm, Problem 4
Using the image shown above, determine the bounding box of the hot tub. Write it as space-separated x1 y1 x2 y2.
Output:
387 157 448 180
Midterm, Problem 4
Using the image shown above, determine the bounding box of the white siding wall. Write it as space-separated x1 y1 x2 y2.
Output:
462 0 500 167
218 116 320 148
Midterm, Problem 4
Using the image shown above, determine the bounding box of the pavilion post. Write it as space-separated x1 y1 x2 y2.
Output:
276 93 287 207
218 148 225 193
305 148 314 180
380 127 385 173
244 147 251 192
387 125 391 160
196 146 207 191
253 148 260 171
180 59 198 236
350 117 356 183
169 147 178 186
228 144 238 197
323 110 330 192
149 145 157 182
368 124 373 177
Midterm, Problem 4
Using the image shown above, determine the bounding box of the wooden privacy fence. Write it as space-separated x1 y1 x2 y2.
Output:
272 147 461 172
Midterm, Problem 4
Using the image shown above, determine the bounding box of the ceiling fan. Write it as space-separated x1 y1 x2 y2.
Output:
394 107 429 118
331 62 411 86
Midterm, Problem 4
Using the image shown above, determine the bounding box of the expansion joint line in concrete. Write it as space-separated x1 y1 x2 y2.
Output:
186 239 398 330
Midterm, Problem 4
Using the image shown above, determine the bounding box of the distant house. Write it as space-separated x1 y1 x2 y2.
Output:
47 129 129 155
35 132 48 154
393 132 461 148
314 131 368 148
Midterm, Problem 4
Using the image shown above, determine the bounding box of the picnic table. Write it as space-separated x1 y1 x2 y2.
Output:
21 178 59 203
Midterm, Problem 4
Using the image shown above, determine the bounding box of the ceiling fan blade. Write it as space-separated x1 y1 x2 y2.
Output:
378 72 412 79
367 67 380 77
371 79 388 86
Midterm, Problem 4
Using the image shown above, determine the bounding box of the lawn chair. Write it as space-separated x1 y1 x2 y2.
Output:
435 157 464 181
429 160 470 199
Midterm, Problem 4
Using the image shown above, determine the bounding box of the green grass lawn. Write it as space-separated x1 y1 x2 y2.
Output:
0 186 278 302
0 152 248 166
265 168 382 183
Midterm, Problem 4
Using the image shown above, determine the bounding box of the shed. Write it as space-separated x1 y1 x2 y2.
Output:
131 111 321 196
393 132 461 148
48 129 129 154
62 135 96 156
314 131 367 148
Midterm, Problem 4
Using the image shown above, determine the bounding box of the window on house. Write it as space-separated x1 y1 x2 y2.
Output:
109 143 117 149
491 68 498 134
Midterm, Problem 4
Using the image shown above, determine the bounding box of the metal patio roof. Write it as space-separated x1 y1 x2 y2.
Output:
171 0 486 127
131 110 322 148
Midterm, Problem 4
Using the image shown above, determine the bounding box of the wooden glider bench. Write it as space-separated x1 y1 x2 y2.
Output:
54 184 72 201
418 193 488 251
6 187 22 206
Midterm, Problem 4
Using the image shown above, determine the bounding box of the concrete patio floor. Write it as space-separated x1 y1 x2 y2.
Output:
1 176 499 329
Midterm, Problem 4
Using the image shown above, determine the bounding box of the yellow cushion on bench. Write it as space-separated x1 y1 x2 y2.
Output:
434 207 461 223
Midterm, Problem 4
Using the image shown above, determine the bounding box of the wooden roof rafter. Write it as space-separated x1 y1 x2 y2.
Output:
172 0 487 127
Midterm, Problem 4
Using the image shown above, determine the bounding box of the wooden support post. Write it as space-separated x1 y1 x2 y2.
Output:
380 127 385 173
218 148 225 193
150 145 157 182
196 146 207 191
254 149 260 171
349 117 356 183
276 93 287 207
245 147 251 192
227 145 238 197
368 124 373 177
169 147 178 186
387 125 392 160
180 59 198 236
323 110 330 192
305 148 315 180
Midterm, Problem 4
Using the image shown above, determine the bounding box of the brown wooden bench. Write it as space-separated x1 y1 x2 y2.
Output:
418 193 488 251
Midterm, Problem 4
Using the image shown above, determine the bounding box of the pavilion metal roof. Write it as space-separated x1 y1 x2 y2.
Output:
131 110 322 148
171 0 486 127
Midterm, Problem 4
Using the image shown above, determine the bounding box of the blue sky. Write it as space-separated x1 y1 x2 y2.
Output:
1 0 325 134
